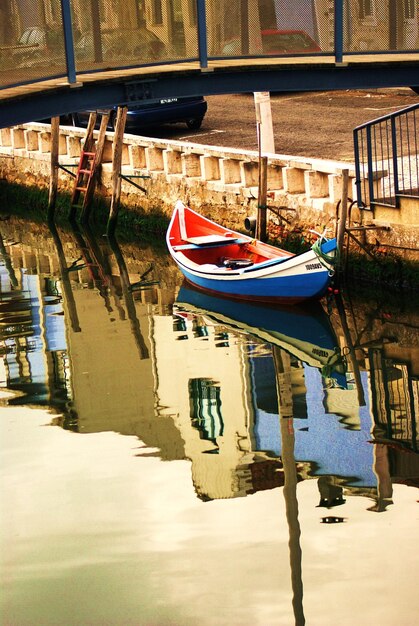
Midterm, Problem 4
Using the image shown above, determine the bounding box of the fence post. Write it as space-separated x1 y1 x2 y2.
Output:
366 125 375 207
60 0 77 84
391 116 400 207
334 0 344 64
197 0 208 69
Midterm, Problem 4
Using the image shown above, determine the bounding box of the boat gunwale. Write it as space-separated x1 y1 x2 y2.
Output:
171 243 333 280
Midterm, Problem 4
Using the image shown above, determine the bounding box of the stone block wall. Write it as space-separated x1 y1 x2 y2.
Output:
0 122 417 261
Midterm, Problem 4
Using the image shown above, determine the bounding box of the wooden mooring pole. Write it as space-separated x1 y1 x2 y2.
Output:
80 111 110 223
107 106 127 235
336 168 349 271
256 155 268 242
47 116 60 220
253 93 274 243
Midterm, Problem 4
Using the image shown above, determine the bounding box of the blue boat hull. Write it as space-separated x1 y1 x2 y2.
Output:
179 265 331 303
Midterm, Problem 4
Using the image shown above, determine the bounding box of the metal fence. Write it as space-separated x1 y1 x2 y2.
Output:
1 0 419 90
354 102 419 209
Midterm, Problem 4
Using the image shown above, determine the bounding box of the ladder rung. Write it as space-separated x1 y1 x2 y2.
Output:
79 168 93 174
75 186 88 192
82 151 96 157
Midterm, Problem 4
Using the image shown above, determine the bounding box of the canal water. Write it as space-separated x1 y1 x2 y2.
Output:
0 216 417 626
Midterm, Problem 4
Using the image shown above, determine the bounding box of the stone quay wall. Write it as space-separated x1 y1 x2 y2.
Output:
0 122 418 260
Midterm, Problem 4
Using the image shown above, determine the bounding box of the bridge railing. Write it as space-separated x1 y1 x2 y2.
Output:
1 0 418 92
354 102 419 209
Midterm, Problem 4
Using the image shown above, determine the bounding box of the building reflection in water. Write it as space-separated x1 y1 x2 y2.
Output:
0 217 417 515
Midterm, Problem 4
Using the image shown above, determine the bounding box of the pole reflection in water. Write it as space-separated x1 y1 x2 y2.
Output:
0 216 418 626
273 347 305 626
107 232 150 360
48 218 81 333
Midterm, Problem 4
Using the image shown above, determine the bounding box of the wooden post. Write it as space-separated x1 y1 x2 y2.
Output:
69 111 97 222
256 155 268 242
47 116 60 220
83 111 97 153
80 111 110 223
107 106 127 235
336 168 349 268
254 92 273 243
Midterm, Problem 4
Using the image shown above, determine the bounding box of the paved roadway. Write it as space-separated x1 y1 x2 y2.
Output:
140 88 419 162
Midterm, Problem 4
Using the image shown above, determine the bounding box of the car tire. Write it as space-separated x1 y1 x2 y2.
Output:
186 117 203 130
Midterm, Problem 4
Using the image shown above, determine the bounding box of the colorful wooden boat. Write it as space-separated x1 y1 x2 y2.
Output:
166 201 338 304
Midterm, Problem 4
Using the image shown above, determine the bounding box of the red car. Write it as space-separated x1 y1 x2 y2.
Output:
222 30 321 56
260 29 321 54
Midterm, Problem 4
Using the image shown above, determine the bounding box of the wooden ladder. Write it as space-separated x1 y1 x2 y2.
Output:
70 149 97 217
69 110 110 221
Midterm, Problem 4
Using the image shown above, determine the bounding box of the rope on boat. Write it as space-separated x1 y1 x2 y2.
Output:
311 231 340 274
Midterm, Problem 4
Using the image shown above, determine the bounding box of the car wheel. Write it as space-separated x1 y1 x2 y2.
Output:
186 117 203 130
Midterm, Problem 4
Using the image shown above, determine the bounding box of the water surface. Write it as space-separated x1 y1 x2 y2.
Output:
0 217 417 626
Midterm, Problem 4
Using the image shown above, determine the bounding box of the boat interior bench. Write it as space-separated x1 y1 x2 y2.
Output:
172 236 247 251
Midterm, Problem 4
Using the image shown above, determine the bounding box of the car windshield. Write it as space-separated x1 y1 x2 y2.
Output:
18 28 46 46
261 32 316 53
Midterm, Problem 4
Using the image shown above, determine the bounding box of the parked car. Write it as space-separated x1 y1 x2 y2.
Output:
222 30 321 55
260 29 321 54
65 96 208 132
0 26 64 70
11 26 167 70
74 27 167 63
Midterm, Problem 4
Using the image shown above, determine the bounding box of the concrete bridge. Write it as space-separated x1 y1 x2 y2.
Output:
1 0 418 127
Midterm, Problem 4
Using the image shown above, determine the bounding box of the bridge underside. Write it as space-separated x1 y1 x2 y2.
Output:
1 55 418 128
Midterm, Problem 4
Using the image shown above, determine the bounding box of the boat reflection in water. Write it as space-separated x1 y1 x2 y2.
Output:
172 285 361 626
171 285 377 501
175 284 347 384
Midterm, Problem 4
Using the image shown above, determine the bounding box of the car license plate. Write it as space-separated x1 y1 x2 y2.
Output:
160 98 178 104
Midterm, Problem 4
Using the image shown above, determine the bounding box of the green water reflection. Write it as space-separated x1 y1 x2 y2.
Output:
0 217 418 626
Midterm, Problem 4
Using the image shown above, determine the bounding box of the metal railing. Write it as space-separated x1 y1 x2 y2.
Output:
354 103 419 209
1 0 419 92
